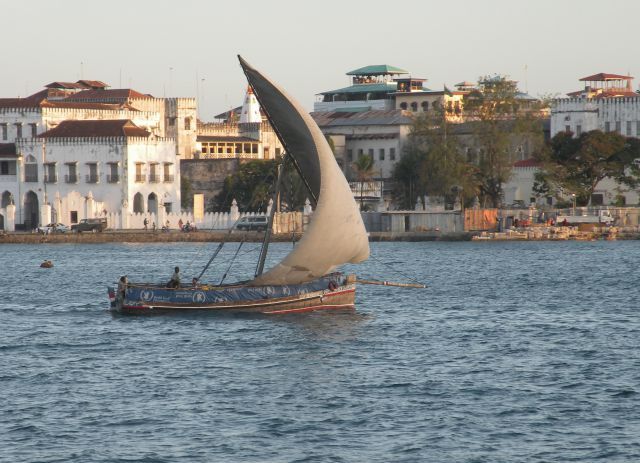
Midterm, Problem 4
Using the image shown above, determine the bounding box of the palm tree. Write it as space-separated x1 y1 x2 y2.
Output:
352 154 375 211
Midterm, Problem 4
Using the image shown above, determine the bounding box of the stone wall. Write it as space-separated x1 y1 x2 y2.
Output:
180 158 240 209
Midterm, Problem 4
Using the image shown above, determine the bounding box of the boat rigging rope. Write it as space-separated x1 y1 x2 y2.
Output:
367 253 426 287
219 239 245 285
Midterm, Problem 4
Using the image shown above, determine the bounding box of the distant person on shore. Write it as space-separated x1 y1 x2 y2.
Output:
143 217 149 230
152 221 157 232
178 218 183 230
167 266 181 288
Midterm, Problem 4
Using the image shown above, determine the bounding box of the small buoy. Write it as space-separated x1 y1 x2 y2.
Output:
40 260 53 268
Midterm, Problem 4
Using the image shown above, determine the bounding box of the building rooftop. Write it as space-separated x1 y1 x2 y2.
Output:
346 65 408 76
311 109 413 127
64 88 152 101
38 120 150 138
197 135 258 143
579 73 633 82
319 82 398 96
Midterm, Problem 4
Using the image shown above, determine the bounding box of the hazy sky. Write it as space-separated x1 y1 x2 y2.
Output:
2 0 640 119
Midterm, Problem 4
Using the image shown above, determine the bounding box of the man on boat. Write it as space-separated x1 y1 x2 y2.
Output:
167 266 181 288
117 276 128 301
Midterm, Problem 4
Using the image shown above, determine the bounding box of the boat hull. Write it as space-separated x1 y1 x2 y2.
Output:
109 274 356 315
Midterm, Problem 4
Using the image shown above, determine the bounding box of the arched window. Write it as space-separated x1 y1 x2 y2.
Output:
148 192 158 215
24 190 39 229
133 192 144 213
410 102 418 112
24 155 38 182
1 190 12 208
400 102 408 110
421 101 429 111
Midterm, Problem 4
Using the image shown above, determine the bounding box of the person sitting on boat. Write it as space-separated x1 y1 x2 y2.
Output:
117 275 128 301
167 266 181 288
192 277 199 288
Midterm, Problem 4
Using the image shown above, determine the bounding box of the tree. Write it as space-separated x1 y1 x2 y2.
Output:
209 160 278 212
536 130 640 205
352 154 375 211
463 75 546 207
393 113 479 209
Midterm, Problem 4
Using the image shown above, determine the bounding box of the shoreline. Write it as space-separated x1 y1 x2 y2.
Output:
1 228 638 244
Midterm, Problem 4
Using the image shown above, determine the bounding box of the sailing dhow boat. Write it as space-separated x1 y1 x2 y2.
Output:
108 56 370 314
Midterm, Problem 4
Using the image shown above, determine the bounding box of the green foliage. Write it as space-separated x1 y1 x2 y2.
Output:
209 160 278 212
462 75 546 207
180 175 193 210
393 113 479 209
537 130 640 206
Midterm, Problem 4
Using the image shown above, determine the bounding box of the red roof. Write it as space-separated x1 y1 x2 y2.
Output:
65 88 151 101
513 158 540 168
38 120 150 138
580 73 633 81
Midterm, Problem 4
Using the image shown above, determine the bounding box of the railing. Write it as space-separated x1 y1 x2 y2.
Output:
24 174 38 182
164 174 174 183
44 174 58 184
135 174 145 183
65 174 78 183
86 174 99 184
149 174 160 183
107 174 119 183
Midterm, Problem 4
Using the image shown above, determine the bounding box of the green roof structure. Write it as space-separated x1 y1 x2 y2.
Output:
346 65 408 76
320 82 398 96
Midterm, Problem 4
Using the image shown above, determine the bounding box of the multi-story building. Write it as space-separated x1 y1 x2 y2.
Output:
0 80 190 230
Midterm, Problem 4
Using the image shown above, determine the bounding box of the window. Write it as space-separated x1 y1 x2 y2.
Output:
70 211 78 224
576 125 582 137
44 163 57 183
135 163 144 182
605 122 610 132
368 148 374 158
357 148 363 158
24 156 37 182
86 163 98 183
421 101 429 111
252 143 258 154
149 163 159 183
164 202 172 213
168 117 176 126
107 163 119 183
65 163 78 183
15 123 22 138
0 161 8 175
637 121 640 137
30 123 37 137
615 121 621 133
400 102 407 110
347 149 353 162
163 163 173 182
379 148 385 161
390 148 396 161
410 102 418 112
0 123 6 140
627 121 632 136
184 117 191 130
565 125 571 133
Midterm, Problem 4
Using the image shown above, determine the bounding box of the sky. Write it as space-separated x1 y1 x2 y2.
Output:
2 0 640 120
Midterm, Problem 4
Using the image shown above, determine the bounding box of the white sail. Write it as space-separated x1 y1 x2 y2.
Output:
239 57 370 285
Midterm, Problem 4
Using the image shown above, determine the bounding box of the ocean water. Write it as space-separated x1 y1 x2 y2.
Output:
1 240 639 462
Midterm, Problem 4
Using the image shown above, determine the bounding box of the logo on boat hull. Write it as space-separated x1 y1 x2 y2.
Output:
140 290 154 302
193 291 206 303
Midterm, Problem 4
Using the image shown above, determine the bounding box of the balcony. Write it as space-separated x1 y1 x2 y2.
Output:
44 173 58 184
86 174 99 184
149 174 160 183
107 174 119 184
163 174 174 183
65 174 78 184
135 174 145 183
24 174 38 183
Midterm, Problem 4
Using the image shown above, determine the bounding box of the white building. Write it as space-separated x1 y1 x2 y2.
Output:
0 120 179 230
549 72 640 205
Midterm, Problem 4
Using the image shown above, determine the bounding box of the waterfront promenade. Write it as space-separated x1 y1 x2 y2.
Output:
1 226 639 244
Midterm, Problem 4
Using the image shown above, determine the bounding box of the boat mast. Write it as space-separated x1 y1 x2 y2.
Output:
255 160 284 277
